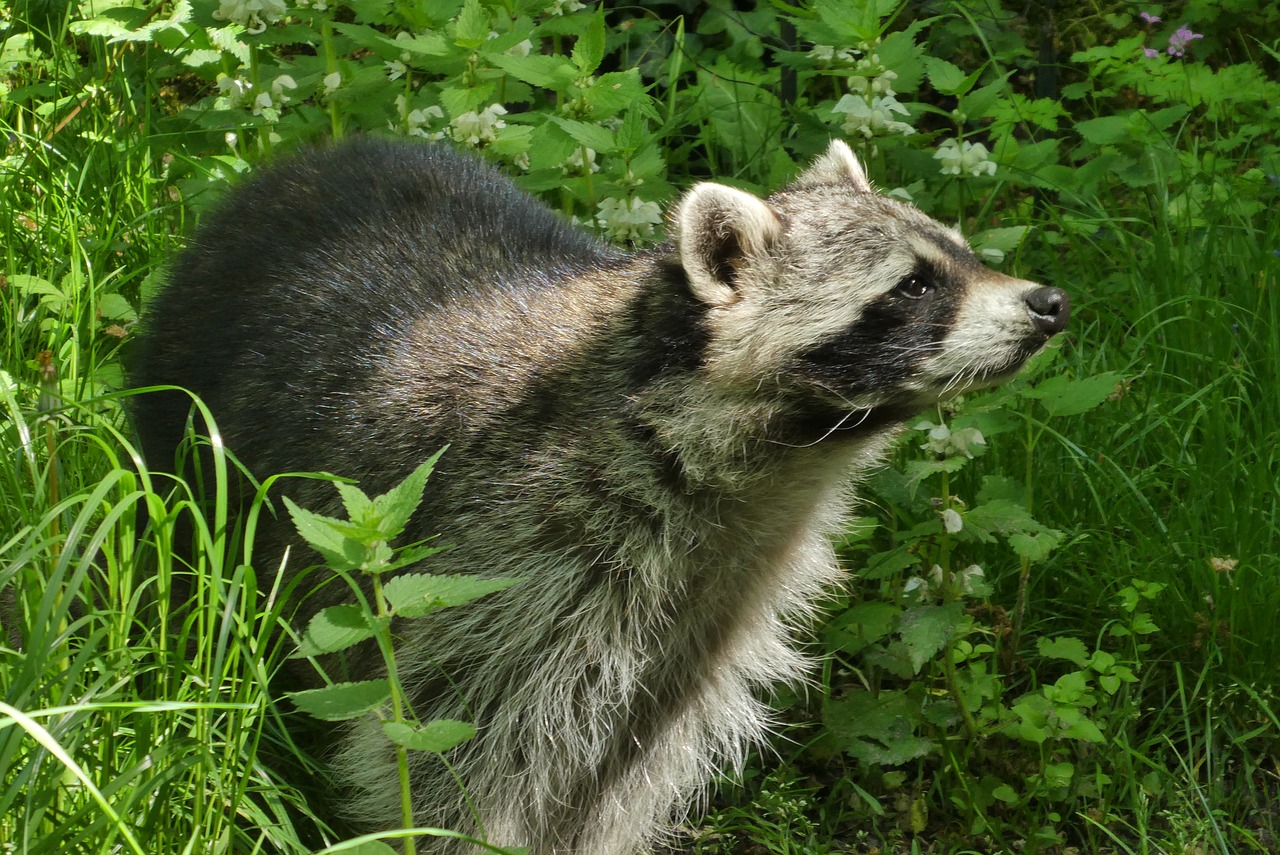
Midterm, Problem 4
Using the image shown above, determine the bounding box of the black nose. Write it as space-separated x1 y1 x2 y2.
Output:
1025 286 1070 335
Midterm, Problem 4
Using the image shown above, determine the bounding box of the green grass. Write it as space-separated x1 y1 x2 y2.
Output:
2 1 1278 853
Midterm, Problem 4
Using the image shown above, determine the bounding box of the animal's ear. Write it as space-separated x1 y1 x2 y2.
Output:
673 183 782 306
789 139 873 193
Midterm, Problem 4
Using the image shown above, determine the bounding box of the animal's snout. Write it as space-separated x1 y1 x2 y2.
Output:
1025 286 1070 335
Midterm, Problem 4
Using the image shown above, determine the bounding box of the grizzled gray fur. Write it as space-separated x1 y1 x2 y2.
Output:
131 138 1068 854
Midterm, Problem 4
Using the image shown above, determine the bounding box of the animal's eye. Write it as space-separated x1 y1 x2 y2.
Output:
894 274 933 300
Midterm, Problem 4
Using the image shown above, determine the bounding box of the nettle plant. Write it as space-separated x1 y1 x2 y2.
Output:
70 0 673 241
282 451 520 854
820 354 1157 842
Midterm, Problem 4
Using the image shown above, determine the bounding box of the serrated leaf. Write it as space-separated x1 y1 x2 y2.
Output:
487 53 577 90
372 449 444 541
382 719 476 752
825 601 901 655
615 109 648 154
454 0 488 48
825 689 933 766
334 481 375 526
97 293 137 321
546 116 616 154
923 55 980 96
287 679 390 721
1008 530 1064 563
972 225 1029 254
899 602 963 674
384 573 520 618
1023 372 1124 417
571 8 605 74
295 605 381 657
1037 636 1090 668
1076 115 1131 146
283 496 367 570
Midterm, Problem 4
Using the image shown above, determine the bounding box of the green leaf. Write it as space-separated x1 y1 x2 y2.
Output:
382 719 476 752
899 602 963 674
615 109 648 154
1023 372 1124 417
334 481 375 527
287 679 390 721
283 496 366 570
97 293 137 321
545 115 616 154
825 602 902 655
971 225 1029 255
1075 115 1131 146
570 8 605 74
487 53 577 90
383 573 521 618
1037 636 1090 668
923 56 981 97
453 0 488 48
372 449 445 541
1008 530 1063 563
295 605 382 657
825 689 934 766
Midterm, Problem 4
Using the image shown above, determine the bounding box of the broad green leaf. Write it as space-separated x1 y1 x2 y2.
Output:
898 602 963 674
615 109 648 154
1008 530 1064 562
97 293 137 321
1037 636 1090 668
384 573 520 618
570 9 605 74
283 497 367 570
991 784 1020 804
334 481 375 527
295 605 382 657
453 0 488 48
382 719 476 752
487 53 577 90
546 116 616 154
287 679 390 721
923 56 980 96
372 449 445 541
971 226 1029 255
825 689 933 766
1023 372 1124 417
1075 115 1131 146
825 601 901 655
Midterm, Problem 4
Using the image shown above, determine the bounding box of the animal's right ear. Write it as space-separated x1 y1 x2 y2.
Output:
673 183 782 307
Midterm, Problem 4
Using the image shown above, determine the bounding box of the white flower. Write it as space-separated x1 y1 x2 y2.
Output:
449 104 508 146
934 138 997 178
596 197 663 242
271 75 296 102
215 73 251 108
563 147 599 175
832 93 914 139
385 59 407 80
507 39 534 57
942 508 963 534
322 71 342 93
545 0 585 15
212 0 286 34
396 96 445 139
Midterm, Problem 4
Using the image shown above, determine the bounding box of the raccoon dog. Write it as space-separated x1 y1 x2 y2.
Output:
132 138 1068 853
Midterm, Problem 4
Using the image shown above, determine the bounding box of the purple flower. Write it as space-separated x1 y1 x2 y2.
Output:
1167 25 1203 57
1143 47 1160 58
1140 11 1162 23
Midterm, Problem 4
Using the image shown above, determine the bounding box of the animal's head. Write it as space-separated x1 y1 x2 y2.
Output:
671 140 1068 424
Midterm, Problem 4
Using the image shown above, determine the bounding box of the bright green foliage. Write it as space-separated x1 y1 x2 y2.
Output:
2 0 1278 852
